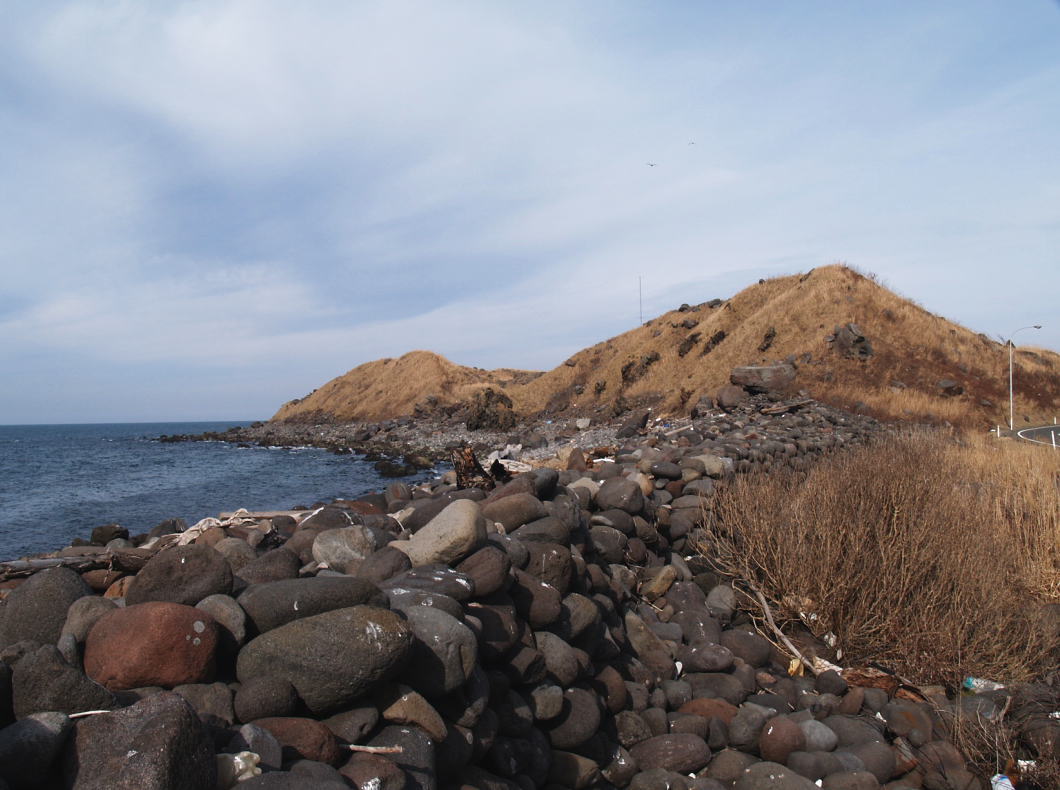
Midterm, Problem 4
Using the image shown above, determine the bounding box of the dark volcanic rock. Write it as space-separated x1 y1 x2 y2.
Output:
12 645 116 719
399 606 478 698
0 568 91 649
237 606 412 716
65 692 216 790
236 547 302 584
0 710 72 790
237 576 387 634
253 716 342 765
629 733 711 773
125 544 234 606
234 674 301 722
596 477 645 514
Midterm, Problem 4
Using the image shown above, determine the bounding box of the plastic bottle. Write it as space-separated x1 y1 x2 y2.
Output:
963 676 1005 693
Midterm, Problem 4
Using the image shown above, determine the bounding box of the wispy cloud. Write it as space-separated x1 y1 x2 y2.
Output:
1 1 1058 421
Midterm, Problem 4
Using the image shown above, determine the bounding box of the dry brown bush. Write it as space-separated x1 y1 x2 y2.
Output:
701 431 1060 688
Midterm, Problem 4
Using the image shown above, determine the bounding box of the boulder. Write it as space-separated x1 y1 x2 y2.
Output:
397 499 488 567
733 761 818 789
64 692 216 789
234 674 301 723
60 596 118 644
731 364 796 393
629 733 711 773
399 606 478 698
237 606 411 716
311 526 378 572
237 577 386 635
236 548 302 584
125 544 233 606
596 478 644 514
0 711 71 790
715 385 749 411
83 602 219 690
253 717 341 765
0 568 91 649
11 645 116 719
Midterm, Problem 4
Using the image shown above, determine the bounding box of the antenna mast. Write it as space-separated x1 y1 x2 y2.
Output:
639 276 643 324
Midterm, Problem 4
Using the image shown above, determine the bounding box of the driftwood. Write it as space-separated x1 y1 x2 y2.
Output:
0 547 156 582
451 445 495 491
760 398 814 416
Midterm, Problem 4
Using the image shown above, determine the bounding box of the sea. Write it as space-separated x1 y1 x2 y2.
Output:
0 422 432 561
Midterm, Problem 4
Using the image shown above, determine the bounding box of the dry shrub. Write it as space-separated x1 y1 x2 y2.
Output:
702 431 1060 688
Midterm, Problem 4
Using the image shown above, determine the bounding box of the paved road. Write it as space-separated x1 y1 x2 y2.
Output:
1016 424 1060 447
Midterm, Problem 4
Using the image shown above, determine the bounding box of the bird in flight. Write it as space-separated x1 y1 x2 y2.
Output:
688 139 695 145
646 162 657 167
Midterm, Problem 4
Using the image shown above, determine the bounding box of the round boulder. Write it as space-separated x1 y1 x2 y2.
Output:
629 733 711 773
0 567 91 649
125 544 233 606
84 602 219 690
595 477 645 514
236 606 411 716
396 499 488 567
236 576 386 635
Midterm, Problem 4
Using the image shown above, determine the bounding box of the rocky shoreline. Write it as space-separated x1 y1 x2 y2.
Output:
0 385 1051 789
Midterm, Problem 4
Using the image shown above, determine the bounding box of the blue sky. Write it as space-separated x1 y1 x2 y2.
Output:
1 1 1058 423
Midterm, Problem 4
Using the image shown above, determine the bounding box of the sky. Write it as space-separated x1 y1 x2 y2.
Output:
1 1 1058 423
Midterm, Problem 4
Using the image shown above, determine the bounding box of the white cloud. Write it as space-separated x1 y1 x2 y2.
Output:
1 1 1058 420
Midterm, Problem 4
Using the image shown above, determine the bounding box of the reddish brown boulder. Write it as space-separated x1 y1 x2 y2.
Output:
253 717 341 765
103 576 134 599
758 715 806 764
678 697 739 725
81 569 125 592
84 602 218 690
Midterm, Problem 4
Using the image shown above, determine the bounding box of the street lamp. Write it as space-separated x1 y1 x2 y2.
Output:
1008 324 1042 431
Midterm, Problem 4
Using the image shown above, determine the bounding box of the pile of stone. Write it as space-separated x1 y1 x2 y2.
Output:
0 425 1013 790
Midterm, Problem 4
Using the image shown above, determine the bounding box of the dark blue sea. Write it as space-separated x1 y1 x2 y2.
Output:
0 422 427 560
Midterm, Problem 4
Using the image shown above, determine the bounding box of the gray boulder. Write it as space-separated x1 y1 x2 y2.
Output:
596 478 644 514
0 568 91 649
311 526 378 572
12 645 116 719
237 606 412 716
0 711 72 790
399 606 478 698
64 692 215 789
237 576 386 635
397 499 488 567
730 364 796 393
125 544 233 606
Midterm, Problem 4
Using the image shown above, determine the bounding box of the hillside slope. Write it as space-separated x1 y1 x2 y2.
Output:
271 350 541 423
273 266 1060 428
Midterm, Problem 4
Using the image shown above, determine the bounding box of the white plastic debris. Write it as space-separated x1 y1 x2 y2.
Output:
990 775 1015 790
216 751 261 788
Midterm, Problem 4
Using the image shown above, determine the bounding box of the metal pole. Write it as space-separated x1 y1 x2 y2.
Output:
1007 325 1043 432
638 276 643 325
1009 341 1014 432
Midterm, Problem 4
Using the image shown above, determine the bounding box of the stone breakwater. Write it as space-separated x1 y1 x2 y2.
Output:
0 398 1024 790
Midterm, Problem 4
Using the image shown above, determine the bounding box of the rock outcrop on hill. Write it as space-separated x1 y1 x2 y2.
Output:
270 265 1060 430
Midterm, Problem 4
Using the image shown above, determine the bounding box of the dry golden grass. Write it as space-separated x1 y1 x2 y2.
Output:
271 350 540 423
273 265 1060 428
700 431 1060 688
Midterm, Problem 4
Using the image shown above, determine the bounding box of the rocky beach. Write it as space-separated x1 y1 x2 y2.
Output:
4 367 1055 790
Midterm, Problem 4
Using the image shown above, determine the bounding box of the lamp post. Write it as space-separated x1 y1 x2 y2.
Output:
1008 324 1042 431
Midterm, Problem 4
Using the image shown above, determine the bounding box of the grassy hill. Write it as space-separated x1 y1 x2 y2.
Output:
272 265 1060 429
